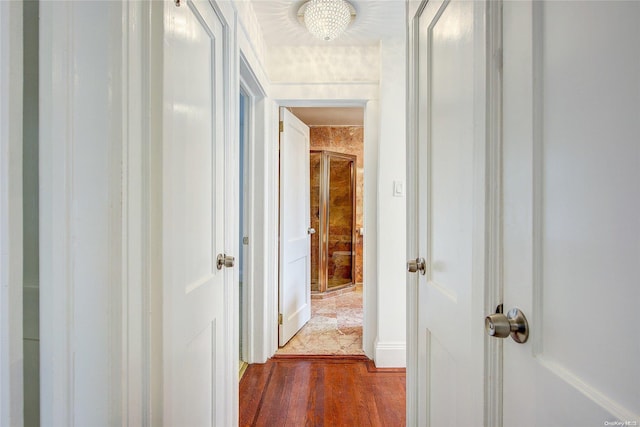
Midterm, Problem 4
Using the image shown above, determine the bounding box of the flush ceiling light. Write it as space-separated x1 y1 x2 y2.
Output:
299 0 355 41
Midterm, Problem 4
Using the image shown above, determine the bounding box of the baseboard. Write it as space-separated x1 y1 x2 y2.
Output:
374 341 406 368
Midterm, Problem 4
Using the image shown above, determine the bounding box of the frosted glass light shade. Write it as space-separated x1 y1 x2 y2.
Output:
303 0 352 41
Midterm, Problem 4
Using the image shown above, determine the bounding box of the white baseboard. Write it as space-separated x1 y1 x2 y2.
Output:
374 340 406 368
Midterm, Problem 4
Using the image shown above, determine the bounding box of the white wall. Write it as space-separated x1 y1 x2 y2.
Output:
267 46 380 83
374 34 407 367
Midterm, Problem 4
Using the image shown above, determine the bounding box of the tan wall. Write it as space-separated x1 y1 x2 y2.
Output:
310 127 364 284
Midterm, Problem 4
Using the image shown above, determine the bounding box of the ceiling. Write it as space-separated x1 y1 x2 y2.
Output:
250 0 405 47
289 107 364 126
250 1 401 126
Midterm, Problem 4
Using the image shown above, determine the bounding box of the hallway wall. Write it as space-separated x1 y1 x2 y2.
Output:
375 34 407 367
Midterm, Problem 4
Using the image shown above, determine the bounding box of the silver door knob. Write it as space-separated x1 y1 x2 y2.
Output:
407 257 426 275
307 227 316 235
216 253 235 270
485 307 529 343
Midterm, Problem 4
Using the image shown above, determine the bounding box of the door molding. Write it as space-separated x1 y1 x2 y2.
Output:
219 3 238 425
406 2 424 424
239 52 270 364
121 1 153 424
483 1 504 426
273 98 375 360
0 1 24 424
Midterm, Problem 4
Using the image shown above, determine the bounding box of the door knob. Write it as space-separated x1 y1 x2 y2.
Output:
216 253 235 270
407 257 426 275
485 307 529 343
307 227 316 235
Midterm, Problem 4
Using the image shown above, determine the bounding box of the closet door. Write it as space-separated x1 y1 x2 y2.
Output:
162 1 231 425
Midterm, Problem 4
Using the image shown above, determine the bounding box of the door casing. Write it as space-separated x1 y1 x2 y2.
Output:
0 2 24 425
274 99 375 358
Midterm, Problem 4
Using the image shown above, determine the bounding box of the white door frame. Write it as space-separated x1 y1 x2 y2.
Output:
405 0 503 424
0 1 23 425
406 5 421 425
238 51 270 364
483 2 504 425
272 99 376 358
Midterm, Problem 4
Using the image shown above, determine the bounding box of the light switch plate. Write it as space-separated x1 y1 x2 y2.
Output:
393 180 404 197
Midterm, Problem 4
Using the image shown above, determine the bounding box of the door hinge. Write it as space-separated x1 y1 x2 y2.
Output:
243 236 249 245
278 313 283 325
279 121 284 132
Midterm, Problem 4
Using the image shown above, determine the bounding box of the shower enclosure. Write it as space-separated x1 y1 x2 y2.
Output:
310 150 357 294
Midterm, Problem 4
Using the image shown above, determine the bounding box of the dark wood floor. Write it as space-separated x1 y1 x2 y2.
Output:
239 355 406 427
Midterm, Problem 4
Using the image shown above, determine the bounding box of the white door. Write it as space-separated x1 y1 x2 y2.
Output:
162 1 231 425
501 1 640 425
412 1 487 425
279 108 312 346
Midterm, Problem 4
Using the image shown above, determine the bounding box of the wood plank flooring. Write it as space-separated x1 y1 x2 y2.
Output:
239 356 406 427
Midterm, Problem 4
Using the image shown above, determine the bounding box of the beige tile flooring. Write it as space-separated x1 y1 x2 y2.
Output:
276 286 365 355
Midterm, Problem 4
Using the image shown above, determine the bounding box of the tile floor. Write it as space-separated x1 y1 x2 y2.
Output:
276 286 365 355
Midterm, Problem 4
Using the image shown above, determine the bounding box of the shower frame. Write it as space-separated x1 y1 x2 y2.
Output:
311 150 357 294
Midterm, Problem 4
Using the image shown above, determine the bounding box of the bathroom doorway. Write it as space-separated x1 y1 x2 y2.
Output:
278 107 364 355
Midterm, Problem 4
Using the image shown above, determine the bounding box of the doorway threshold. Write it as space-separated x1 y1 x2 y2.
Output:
277 286 364 356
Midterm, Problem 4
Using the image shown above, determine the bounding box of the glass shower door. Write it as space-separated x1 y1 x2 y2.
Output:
326 155 354 289
310 150 356 294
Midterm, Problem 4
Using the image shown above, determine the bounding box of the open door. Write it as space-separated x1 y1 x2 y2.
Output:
500 1 640 424
278 108 312 347
162 1 232 425
409 0 488 424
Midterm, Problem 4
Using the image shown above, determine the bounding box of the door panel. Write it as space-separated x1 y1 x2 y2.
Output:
503 1 640 424
162 1 227 425
279 108 311 346
415 1 486 425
